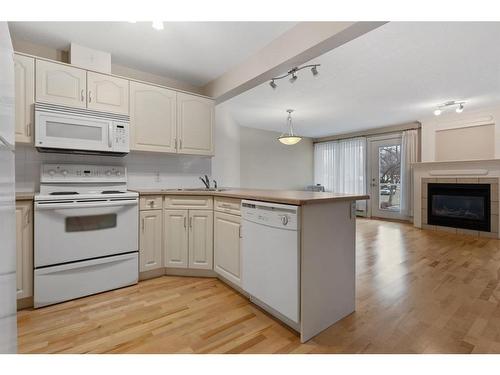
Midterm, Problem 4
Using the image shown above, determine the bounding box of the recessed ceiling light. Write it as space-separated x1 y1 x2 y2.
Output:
433 108 442 116
269 80 277 89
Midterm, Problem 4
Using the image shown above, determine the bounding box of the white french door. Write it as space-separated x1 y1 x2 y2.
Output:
369 136 405 220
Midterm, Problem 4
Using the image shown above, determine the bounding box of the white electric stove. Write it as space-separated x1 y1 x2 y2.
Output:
34 164 139 308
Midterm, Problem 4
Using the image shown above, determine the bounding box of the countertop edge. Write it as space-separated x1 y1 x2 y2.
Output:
132 189 369 205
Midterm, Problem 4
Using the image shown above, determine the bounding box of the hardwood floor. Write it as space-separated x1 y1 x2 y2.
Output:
18 219 500 353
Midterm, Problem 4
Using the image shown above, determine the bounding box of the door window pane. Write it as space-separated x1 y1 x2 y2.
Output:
66 214 117 232
378 144 401 211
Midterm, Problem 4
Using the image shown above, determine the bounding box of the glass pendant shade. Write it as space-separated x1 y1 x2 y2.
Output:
278 109 302 145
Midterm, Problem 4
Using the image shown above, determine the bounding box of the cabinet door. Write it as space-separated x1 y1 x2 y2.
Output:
16 202 33 300
87 71 129 114
164 210 188 268
139 210 163 272
177 93 214 156
14 54 35 144
214 212 241 286
36 59 87 108
188 210 213 270
130 81 177 152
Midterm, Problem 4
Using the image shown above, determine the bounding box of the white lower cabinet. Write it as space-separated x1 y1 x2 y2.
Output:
214 211 241 286
139 210 163 272
16 201 33 300
164 208 213 270
164 210 189 268
188 210 213 269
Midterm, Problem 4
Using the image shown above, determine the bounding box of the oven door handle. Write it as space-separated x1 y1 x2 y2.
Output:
35 200 138 210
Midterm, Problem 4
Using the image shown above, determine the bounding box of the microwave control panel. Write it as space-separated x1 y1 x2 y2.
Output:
112 122 130 152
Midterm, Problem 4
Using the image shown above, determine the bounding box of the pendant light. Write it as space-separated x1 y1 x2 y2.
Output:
278 109 302 145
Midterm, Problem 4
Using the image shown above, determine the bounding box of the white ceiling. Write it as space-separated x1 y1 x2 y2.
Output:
226 22 500 138
8 21 296 86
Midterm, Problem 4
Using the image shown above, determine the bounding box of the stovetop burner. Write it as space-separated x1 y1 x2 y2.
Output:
50 191 79 195
101 190 126 194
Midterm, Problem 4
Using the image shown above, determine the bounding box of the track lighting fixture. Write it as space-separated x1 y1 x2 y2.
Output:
433 100 466 116
269 64 320 89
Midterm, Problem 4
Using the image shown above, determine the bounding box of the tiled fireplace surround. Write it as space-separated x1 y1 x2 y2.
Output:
413 160 500 239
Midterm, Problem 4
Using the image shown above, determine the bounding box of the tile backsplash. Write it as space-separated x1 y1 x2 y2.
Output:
15 145 212 192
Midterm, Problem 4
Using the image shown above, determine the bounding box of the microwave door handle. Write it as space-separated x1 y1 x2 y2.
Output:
108 124 113 148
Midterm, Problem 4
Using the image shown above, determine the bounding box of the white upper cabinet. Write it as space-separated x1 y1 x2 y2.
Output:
130 81 177 153
87 71 129 115
177 92 214 156
36 59 87 108
14 54 35 144
188 210 213 270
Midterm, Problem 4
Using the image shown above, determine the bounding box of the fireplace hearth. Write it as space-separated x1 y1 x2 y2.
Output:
427 183 490 232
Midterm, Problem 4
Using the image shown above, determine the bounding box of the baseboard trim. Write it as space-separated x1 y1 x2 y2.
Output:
139 268 166 281
17 296 33 310
165 267 217 278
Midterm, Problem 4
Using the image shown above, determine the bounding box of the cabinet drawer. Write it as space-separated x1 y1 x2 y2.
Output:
214 197 241 216
164 195 213 210
140 195 163 210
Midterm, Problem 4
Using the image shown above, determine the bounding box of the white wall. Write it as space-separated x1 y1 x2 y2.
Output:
421 104 500 162
212 102 241 188
239 126 314 190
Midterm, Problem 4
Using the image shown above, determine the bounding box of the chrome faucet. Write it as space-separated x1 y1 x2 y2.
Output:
199 175 210 189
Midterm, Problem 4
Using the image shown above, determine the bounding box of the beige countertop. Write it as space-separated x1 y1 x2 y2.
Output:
16 192 34 201
132 188 369 206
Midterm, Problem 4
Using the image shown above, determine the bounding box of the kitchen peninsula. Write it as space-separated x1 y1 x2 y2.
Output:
135 188 369 342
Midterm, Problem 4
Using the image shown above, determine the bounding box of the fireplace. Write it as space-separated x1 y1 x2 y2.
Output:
427 183 491 232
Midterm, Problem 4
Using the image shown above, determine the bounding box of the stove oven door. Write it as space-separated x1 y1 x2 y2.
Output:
34 198 138 267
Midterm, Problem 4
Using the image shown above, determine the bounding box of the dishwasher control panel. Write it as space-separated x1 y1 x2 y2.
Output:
241 200 299 230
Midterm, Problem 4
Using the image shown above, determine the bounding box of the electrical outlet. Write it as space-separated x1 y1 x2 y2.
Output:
155 171 160 182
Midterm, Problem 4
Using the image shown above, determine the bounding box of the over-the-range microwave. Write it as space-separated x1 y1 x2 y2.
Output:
35 103 130 156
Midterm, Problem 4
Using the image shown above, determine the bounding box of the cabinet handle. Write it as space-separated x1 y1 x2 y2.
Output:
25 209 30 227
81 89 85 102
179 139 182 149
189 217 193 228
141 217 145 232
221 203 232 208
26 122 31 137
174 138 177 150
88 91 92 103
184 216 186 228
239 225 242 238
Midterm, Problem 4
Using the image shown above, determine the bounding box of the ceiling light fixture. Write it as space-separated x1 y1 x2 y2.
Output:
269 64 320 89
152 21 164 30
433 100 466 116
278 109 302 145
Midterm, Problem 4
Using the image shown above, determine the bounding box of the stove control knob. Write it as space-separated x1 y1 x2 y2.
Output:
116 171 121 176
61 170 68 176
281 215 289 226
105 170 112 176
48 169 56 177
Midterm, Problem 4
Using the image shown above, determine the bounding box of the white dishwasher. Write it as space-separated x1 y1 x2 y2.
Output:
241 200 300 325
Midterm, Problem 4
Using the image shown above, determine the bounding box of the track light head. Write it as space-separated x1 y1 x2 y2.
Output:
269 80 277 89
289 73 297 83
456 103 464 113
311 66 319 76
